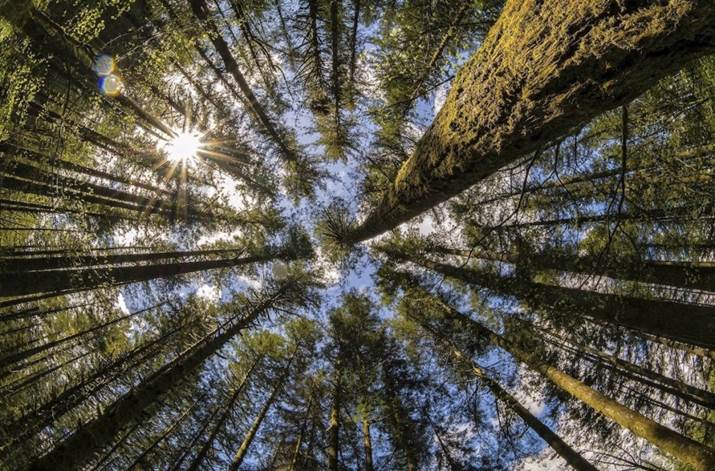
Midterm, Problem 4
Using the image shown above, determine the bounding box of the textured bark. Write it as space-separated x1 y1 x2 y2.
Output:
343 0 715 243
27 288 288 470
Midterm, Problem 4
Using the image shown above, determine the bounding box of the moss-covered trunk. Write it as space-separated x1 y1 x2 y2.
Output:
343 0 715 243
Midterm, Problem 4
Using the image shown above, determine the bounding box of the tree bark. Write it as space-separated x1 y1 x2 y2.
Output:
392 250 715 349
341 0 715 244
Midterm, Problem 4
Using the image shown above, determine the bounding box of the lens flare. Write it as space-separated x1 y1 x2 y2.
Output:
92 54 115 76
99 74 123 96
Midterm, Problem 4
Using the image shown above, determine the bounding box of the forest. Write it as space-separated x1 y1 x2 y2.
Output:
0 0 714 470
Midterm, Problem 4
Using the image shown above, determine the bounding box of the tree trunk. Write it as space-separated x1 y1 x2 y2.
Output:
396 250 715 349
533 323 715 409
1 247 243 273
188 0 300 165
450 348 599 471
433 244 715 293
26 286 289 470
0 301 168 371
326 365 341 471
187 356 262 471
0 248 286 298
126 399 200 470
431 294 715 471
341 0 715 244
229 355 293 470
361 409 374 471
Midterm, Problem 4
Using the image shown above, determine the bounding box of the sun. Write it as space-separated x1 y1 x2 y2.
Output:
163 131 202 163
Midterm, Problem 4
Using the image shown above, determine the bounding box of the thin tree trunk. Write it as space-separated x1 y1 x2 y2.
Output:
229 355 293 470
326 365 341 471
126 399 200 470
188 0 300 165
393 250 715 349
0 301 168 371
186 356 262 471
462 354 599 471
1 247 243 273
288 395 314 471
340 0 715 244
26 286 289 470
428 292 715 471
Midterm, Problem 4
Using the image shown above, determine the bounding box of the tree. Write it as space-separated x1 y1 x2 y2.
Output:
332 0 715 245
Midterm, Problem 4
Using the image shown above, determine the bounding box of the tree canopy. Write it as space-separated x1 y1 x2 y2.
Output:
1 1 715 470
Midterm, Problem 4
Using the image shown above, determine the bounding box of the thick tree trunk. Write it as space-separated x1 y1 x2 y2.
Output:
1 247 243 273
342 0 715 244
0 248 287 297
433 245 715 293
534 323 715 409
